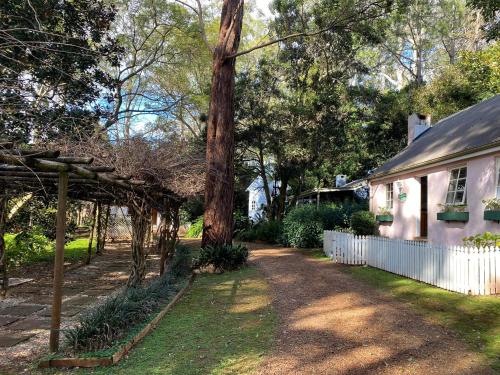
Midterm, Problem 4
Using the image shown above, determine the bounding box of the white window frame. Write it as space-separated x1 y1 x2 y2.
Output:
446 166 467 205
386 183 394 209
496 158 500 198
251 200 256 210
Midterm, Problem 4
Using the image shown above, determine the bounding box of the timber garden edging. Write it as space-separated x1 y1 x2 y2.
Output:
38 273 195 369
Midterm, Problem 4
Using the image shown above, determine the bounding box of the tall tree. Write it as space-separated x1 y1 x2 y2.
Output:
0 0 119 141
202 0 245 247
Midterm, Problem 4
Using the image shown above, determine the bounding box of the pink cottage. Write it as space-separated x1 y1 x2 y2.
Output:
369 95 500 246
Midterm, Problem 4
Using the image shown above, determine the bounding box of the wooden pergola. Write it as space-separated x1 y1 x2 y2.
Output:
0 141 173 352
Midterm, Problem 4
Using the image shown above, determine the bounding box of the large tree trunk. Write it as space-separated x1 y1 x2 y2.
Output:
202 0 244 248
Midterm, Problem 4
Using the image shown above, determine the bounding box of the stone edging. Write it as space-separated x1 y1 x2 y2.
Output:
38 273 196 369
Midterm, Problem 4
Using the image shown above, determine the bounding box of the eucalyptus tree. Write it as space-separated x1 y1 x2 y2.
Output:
101 0 206 140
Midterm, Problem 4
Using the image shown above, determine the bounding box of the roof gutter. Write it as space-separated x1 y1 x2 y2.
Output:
368 140 500 183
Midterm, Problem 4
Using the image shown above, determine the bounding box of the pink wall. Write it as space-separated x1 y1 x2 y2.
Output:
370 153 500 246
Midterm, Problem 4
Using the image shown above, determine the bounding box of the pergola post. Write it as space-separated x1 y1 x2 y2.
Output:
49 171 68 352
0 190 7 296
86 202 98 264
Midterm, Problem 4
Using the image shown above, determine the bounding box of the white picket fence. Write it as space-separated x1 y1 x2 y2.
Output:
323 231 500 295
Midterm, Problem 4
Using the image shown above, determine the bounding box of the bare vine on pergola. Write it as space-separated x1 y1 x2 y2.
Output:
55 136 205 280
0 138 203 353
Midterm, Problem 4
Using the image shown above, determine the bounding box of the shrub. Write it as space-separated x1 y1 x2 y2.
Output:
236 220 283 244
194 244 248 272
463 232 500 247
483 198 500 210
253 220 283 243
65 246 192 352
185 216 203 238
167 245 193 278
351 211 378 235
282 202 367 248
233 210 253 236
4 230 52 268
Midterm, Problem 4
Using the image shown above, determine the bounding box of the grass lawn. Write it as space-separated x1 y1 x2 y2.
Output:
5 234 93 267
63 238 93 262
300 248 500 371
69 266 276 375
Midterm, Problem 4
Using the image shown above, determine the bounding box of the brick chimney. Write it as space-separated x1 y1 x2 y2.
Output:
408 113 431 145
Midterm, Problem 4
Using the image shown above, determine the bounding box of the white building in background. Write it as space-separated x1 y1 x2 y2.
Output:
246 177 279 221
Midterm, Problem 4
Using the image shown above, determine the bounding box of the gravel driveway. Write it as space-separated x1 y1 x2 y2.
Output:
249 243 494 375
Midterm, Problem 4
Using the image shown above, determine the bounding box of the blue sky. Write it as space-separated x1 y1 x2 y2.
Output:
255 0 272 17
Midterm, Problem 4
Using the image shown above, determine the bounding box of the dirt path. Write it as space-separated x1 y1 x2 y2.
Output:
249 243 494 375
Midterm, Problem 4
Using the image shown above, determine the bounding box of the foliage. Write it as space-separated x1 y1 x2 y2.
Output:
438 203 468 212
343 265 500 370
65 247 192 352
185 216 203 238
86 267 276 375
179 197 204 225
282 203 366 248
282 205 327 248
0 0 120 141
351 211 378 235
4 232 90 269
4 231 52 269
377 206 392 215
463 232 500 247
233 210 253 236
165 245 192 278
482 197 500 210
6 197 78 240
467 0 499 40
194 244 249 273
236 220 283 244
414 43 500 122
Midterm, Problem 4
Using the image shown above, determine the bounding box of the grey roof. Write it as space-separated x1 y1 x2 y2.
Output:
370 95 500 179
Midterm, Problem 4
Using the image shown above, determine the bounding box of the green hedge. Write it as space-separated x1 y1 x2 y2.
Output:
350 211 378 235
282 202 366 248
236 220 283 244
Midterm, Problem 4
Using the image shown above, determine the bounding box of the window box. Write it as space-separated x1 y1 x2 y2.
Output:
484 210 500 221
437 211 469 222
376 214 393 222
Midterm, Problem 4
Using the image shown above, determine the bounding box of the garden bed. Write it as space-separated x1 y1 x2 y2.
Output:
38 274 194 369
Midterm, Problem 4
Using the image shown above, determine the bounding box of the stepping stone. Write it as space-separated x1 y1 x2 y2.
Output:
0 333 34 347
9 318 51 330
0 278 33 287
64 296 96 307
81 289 107 297
62 289 84 297
92 284 117 290
26 295 53 305
39 306 82 318
0 316 20 327
0 304 45 316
